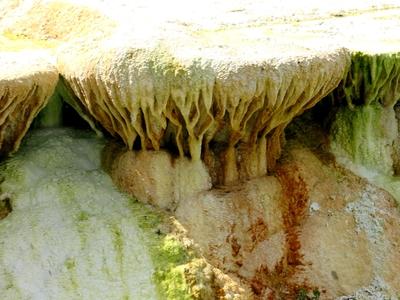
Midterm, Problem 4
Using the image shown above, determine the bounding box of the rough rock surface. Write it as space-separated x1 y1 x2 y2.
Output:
1 1 400 300
1 0 399 179
0 50 57 155
105 117 400 299
0 128 247 299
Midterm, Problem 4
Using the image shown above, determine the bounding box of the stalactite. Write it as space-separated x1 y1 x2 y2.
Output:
59 47 349 184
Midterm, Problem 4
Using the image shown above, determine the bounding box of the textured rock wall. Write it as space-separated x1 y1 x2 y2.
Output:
1 1 400 299
330 52 400 203
105 114 400 299
334 53 400 108
59 47 348 185
0 52 58 156
331 104 397 175
0 128 248 300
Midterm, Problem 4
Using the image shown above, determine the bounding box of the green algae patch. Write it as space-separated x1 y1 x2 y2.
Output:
155 264 193 300
329 52 400 173
330 104 397 176
0 127 212 299
0 128 160 299
128 198 217 299
34 89 63 128
153 237 194 300
129 199 197 299
329 52 400 205
336 52 400 108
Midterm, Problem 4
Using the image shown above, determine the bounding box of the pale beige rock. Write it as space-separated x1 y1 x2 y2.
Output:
2 0 399 181
106 121 400 299
20 0 350 184
57 39 348 185
0 50 57 155
104 145 211 210
175 177 284 277
1 1 400 299
285 133 400 299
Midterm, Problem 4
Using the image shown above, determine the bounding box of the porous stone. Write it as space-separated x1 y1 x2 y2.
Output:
0 50 57 155
1 1 400 299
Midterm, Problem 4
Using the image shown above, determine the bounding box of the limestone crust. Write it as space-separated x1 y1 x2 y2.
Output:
1 1 400 299
0 50 57 155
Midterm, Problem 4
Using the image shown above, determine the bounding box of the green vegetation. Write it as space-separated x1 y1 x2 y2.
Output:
296 288 321 300
337 52 400 108
330 104 396 175
129 199 195 300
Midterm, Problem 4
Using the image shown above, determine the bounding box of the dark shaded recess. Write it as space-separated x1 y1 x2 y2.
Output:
61 101 91 129
282 94 339 167
29 76 113 141
0 194 12 220
131 134 142 151
157 123 181 159
287 95 337 136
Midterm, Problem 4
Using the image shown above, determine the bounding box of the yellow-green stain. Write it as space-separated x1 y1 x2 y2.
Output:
128 198 195 299
0 126 204 299
331 104 396 175
111 224 124 275
329 51 400 205
65 258 76 270
336 52 400 108
77 211 89 222
64 258 79 292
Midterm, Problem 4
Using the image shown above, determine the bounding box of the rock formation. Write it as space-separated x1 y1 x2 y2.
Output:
0 0 400 299
0 50 57 155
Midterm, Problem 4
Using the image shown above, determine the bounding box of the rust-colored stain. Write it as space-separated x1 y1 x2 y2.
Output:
278 164 308 270
249 163 317 299
231 236 241 257
248 217 268 246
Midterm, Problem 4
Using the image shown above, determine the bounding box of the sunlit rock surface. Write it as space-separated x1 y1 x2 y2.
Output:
0 128 245 299
1 0 400 181
0 51 57 155
105 115 400 299
1 0 400 299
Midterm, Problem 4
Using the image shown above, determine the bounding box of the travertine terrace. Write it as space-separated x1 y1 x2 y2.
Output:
1 0 400 299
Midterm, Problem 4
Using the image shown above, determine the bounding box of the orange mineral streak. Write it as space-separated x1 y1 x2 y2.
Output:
249 163 315 299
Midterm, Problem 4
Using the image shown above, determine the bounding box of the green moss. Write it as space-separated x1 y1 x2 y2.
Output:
77 211 89 221
331 104 396 175
63 258 79 294
328 51 400 204
337 52 400 108
111 224 124 275
157 237 189 266
35 92 63 128
0 158 24 185
155 265 192 300
65 258 76 270
128 198 195 299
